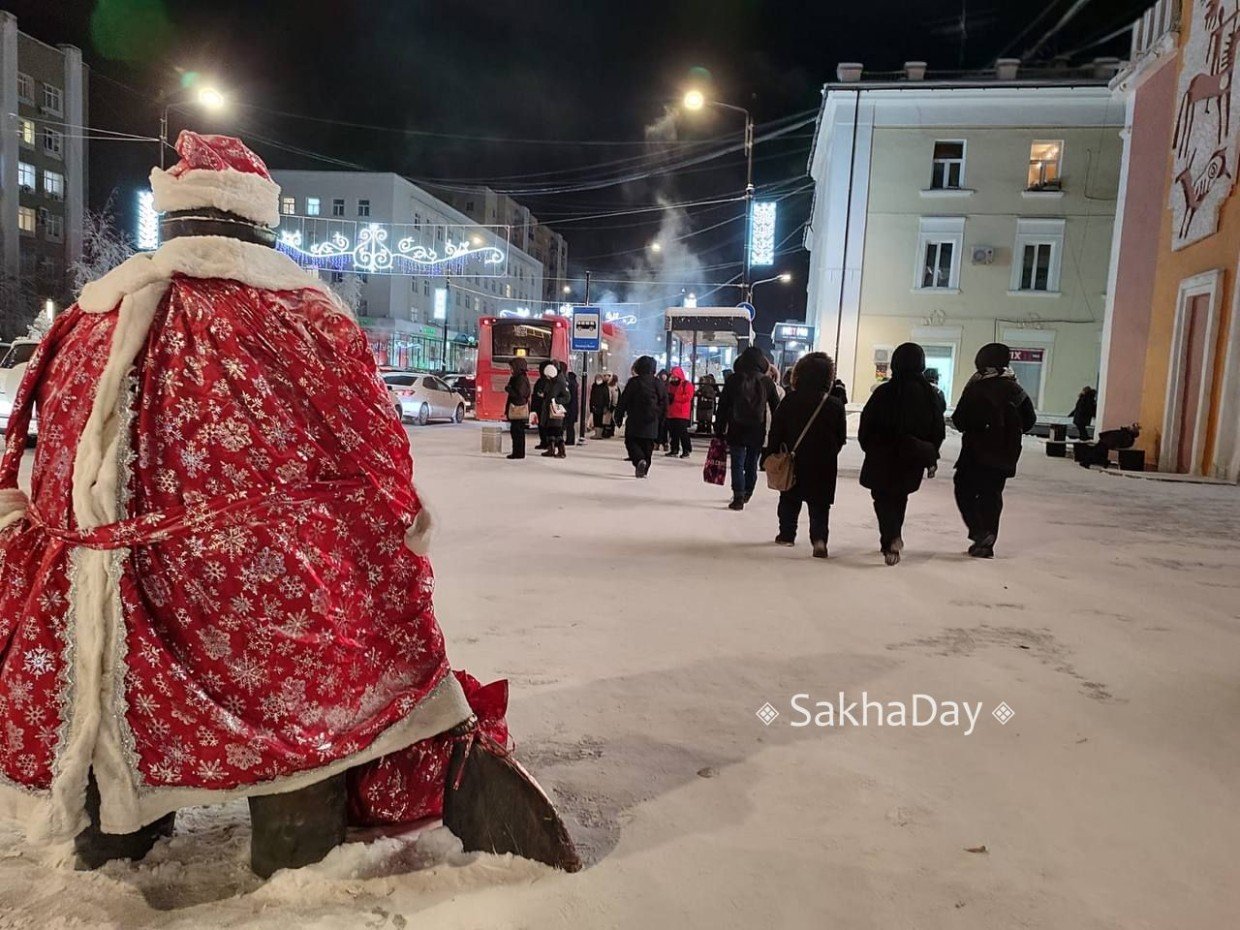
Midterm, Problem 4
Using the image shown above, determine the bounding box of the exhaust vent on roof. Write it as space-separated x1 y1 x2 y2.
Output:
837 62 864 83
996 58 1021 81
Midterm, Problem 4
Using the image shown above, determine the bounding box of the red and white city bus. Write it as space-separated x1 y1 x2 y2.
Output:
475 316 570 421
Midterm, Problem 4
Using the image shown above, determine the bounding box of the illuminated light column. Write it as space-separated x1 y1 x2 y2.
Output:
136 189 160 251
750 201 777 267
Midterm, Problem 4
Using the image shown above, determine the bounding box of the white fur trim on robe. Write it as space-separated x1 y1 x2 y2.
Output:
0 487 28 531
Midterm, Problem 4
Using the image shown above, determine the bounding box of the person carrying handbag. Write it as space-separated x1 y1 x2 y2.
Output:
764 353 847 559
504 357 532 460
858 343 946 565
539 362 571 459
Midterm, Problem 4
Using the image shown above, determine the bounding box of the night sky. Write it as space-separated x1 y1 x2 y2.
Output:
11 0 1149 335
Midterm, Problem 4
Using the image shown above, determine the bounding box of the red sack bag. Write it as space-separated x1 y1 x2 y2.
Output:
703 437 728 486
347 671 510 827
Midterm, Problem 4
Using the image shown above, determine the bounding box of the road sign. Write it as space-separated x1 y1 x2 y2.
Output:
736 301 756 321
571 306 602 351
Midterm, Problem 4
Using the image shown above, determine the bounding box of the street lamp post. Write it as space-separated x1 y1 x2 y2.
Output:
160 85 227 168
683 91 754 302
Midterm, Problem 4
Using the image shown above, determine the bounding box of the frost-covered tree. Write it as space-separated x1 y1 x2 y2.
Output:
70 206 135 295
328 273 365 314
0 274 38 342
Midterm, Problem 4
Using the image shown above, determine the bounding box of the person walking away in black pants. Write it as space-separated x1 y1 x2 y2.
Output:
531 365 551 450
858 343 946 565
564 368 580 446
655 370 671 451
951 343 1037 558
665 366 696 457
1071 385 1097 442
614 355 667 478
504 357 532 460
538 362 571 459
766 352 847 559
715 346 781 510
924 368 948 478
605 375 620 438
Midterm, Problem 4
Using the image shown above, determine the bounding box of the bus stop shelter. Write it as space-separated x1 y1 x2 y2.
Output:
664 307 755 382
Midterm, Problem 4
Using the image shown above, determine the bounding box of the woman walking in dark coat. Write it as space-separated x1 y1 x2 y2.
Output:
531 366 551 450
589 374 611 439
538 362 572 459
858 343 946 565
1071 385 1097 442
564 368 581 446
614 355 668 478
715 347 781 510
504 357 532 460
952 343 1037 558
766 352 847 559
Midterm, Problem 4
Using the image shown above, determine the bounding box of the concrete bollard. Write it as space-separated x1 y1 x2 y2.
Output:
481 426 504 454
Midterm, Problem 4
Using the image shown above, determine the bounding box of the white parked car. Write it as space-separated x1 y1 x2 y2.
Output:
381 371 467 425
0 339 40 438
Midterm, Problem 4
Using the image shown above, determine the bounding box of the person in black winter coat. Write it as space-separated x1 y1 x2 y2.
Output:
1071 385 1097 441
695 374 719 434
589 374 612 439
952 342 1038 558
614 355 668 478
766 352 847 558
924 368 949 479
715 346 781 510
531 367 551 450
503 357 532 460
564 369 580 446
829 379 849 405
538 362 572 459
859 342 947 566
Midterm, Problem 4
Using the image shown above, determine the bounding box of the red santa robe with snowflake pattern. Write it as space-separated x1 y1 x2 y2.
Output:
0 229 474 840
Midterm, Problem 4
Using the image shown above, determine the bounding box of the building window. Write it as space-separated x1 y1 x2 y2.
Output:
42 84 64 115
18 207 36 235
43 128 63 159
18 162 36 192
1027 141 1063 191
17 73 33 102
306 197 320 216
330 271 344 284
43 170 64 201
18 118 35 148
358 199 370 217
332 198 345 217
465 200 475 213
281 196 296 215
914 216 964 291
423 280 430 296
930 141 965 189
45 213 63 242
1011 218 1065 293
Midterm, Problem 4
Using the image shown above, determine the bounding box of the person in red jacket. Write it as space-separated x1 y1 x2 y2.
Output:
665 366 697 457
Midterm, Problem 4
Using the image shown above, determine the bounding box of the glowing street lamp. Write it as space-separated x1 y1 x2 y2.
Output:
680 88 755 299
752 272 793 291
649 241 663 254
160 81 228 169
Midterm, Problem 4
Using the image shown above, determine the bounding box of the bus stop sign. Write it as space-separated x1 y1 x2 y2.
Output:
571 306 602 351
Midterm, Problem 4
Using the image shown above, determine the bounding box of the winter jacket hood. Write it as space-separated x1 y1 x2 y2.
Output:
633 355 657 377
975 342 1012 370
667 367 695 420
892 342 927 376
735 346 769 376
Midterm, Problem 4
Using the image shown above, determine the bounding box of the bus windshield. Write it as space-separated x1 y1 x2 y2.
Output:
490 321 553 361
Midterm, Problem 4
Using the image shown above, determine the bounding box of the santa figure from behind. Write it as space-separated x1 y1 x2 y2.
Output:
0 132 576 876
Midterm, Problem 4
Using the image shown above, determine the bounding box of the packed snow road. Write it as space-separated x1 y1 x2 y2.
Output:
4 425 1240 929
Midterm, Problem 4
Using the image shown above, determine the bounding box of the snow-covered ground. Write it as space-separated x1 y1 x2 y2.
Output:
5 425 1240 929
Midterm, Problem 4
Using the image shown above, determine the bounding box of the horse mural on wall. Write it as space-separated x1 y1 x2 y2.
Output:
1171 0 1240 249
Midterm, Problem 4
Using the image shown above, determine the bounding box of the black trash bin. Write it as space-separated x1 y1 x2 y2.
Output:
1047 441 1067 458
1050 424 1068 442
1073 442 1096 464
1118 449 1145 472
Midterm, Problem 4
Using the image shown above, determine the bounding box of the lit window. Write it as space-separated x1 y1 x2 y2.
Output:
358 199 370 217
930 141 965 189
18 118 35 148
18 162 36 191
306 197 320 216
45 213 63 242
43 128 63 159
1011 218 1065 293
16 73 33 102
42 84 64 115
44 170 64 201
18 207 36 235
332 198 345 217
1027 141 1063 191
281 196 295 215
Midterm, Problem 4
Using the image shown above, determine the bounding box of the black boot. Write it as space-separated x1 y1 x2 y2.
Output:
248 774 347 878
75 772 176 870
555 441 567 458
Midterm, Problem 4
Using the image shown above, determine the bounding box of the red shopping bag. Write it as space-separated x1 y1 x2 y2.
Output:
703 437 728 486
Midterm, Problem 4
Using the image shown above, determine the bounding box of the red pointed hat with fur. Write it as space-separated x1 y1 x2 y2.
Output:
150 130 281 228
